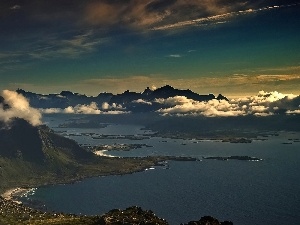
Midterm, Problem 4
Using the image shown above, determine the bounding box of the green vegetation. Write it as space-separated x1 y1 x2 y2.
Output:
0 152 172 194
0 119 172 193
0 197 233 225
0 119 232 224
0 197 169 225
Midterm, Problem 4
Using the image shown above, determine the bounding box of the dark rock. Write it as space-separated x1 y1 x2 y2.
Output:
181 216 233 225
203 156 261 161
216 94 229 101
102 206 169 225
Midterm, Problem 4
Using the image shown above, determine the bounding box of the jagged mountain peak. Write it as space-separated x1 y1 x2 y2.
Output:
142 87 153 96
217 94 229 101
15 85 229 112
60 91 74 96
157 84 174 90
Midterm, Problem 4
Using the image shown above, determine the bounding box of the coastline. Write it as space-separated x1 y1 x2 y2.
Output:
1 187 35 204
0 155 198 208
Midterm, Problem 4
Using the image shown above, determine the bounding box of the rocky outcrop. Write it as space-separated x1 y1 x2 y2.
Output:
102 206 169 225
181 216 233 225
0 198 233 225
203 156 261 161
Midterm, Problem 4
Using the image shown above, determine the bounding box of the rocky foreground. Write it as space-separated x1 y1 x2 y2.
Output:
0 197 233 225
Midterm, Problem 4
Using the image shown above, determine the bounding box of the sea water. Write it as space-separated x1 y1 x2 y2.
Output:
25 116 300 225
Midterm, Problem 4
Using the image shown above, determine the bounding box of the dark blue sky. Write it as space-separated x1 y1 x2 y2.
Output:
0 0 299 96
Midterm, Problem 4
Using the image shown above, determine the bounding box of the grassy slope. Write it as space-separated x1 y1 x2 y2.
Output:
0 152 167 194
0 120 168 193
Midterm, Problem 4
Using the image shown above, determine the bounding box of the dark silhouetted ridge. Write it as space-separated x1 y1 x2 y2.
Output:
16 85 229 112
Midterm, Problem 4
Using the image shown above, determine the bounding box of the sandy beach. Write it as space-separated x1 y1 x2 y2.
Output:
94 150 116 157
1 187 34 203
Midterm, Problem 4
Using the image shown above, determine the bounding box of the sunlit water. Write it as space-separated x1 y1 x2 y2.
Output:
23 116 300 225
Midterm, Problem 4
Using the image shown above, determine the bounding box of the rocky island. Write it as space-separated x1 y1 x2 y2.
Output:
203 156 262 161
93 143 153 152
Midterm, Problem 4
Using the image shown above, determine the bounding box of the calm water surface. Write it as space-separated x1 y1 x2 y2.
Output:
25 116 300 225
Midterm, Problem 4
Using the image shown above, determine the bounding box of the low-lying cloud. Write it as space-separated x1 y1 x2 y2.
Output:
40 91 300 117
101 102 124 110
0 90 42 126
156 96 244 117
155 91 300 117
40 102 128 115
132 99 152 105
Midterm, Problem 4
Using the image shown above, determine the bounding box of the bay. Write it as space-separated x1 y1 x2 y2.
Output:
24 115 300 225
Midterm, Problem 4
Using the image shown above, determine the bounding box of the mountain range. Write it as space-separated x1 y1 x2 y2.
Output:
16 85 228 112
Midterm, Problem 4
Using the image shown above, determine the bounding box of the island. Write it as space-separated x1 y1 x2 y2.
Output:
203 156 262 161
93 143 153 152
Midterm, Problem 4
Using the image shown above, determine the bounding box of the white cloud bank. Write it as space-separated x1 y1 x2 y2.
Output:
33 90 300 117
0 90 42 126
156 91 300 117
40 102 128 115
132 99 152 105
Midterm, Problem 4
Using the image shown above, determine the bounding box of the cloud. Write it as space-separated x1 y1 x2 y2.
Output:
84 0 172 29
2 0 299 33
41 102 128 115
28 31 108 59
167 54 181 58
156 91 300 117
1 0 299 75
132 99 152 105
65 102 101 114
10 5 21 10
39 108 62 114
156 96 244 117
151 2 300 31
150 85 157 91
0 31 109 73
101 102 124 110
155 96 191 106
286 110 300 115
102 110 129 115
234 91 300 115
0 90 42 126
83 0 255 30
101 102 110 110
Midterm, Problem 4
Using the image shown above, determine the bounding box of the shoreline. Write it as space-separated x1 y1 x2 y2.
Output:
0 155 198 208
1 187 35 204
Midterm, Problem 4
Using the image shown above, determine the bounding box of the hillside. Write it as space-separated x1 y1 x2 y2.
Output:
0 119 170 194
0 198 233 225
0 119 234 225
